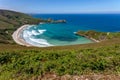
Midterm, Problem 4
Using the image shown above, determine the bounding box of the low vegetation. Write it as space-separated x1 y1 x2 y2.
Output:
0 43 120 80
76 30 120 41
0 10 50 44
0 10 120 80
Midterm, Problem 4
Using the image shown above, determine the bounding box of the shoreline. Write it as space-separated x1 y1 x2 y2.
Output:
74 32 100 43
12 24 53 47
12 24 33 47
12 24 97 47
83 35 100 43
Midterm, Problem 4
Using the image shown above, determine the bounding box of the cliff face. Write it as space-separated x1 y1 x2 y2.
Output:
0 10 42 44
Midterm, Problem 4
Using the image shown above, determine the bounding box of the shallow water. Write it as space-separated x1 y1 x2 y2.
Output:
22 14 120 47
22 24 93 47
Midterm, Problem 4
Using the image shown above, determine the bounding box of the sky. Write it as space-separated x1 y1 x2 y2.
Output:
0 0 120 14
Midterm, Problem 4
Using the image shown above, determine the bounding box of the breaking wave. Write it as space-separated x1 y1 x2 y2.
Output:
31 30 46 35
22 26 52 47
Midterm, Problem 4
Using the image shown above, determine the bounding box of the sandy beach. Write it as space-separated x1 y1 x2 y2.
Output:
13 24 96 47
12 25 33 47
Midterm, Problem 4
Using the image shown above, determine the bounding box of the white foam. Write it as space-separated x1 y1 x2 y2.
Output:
29 38 53 47
39 22 45 24
32 30 40 35
23 37 53 47
73 32 77 34
31 29 46 35
38 30 46 34
25 25 35 29
22 27 52 47
23 30 33 37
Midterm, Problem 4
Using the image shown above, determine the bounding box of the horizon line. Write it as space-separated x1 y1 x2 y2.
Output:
1 9 120 14
28 13 120 14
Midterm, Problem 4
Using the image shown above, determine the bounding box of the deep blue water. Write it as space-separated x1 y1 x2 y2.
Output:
22 14 120 47
32 14 120 32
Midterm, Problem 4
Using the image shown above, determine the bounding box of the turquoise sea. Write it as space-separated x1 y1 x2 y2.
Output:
22 14 120 47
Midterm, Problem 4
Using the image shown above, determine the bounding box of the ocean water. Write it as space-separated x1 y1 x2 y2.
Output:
22 14 120 47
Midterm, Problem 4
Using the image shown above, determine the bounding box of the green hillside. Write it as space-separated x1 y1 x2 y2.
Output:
0 10 45 44
0 41 120 80
76 30 120 42
0 10 120 80
0 10 42 28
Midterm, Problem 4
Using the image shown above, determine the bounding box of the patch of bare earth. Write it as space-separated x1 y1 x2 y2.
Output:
30 74 120 80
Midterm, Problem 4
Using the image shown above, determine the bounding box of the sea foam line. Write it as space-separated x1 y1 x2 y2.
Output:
12 25 34 47
12 24 53 47
22 25 53 47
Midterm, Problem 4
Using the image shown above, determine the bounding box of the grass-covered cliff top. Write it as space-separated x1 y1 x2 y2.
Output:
76 30 120 42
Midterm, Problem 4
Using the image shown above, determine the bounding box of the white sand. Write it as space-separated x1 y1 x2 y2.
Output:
12 25 33 47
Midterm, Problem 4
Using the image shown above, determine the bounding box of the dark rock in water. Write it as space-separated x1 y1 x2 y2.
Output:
55 20 66 23
51 20 66 23
45 18 66 24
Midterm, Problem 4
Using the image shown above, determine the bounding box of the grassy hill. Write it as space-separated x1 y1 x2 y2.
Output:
0 9 42 28
76 30 120 42
0 40 120 80
0 9 46 44
0 10 120 80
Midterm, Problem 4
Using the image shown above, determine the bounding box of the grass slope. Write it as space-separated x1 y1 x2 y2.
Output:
0 42 120 80
0 10 120 80
0 9 45 44
76 30 120 42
